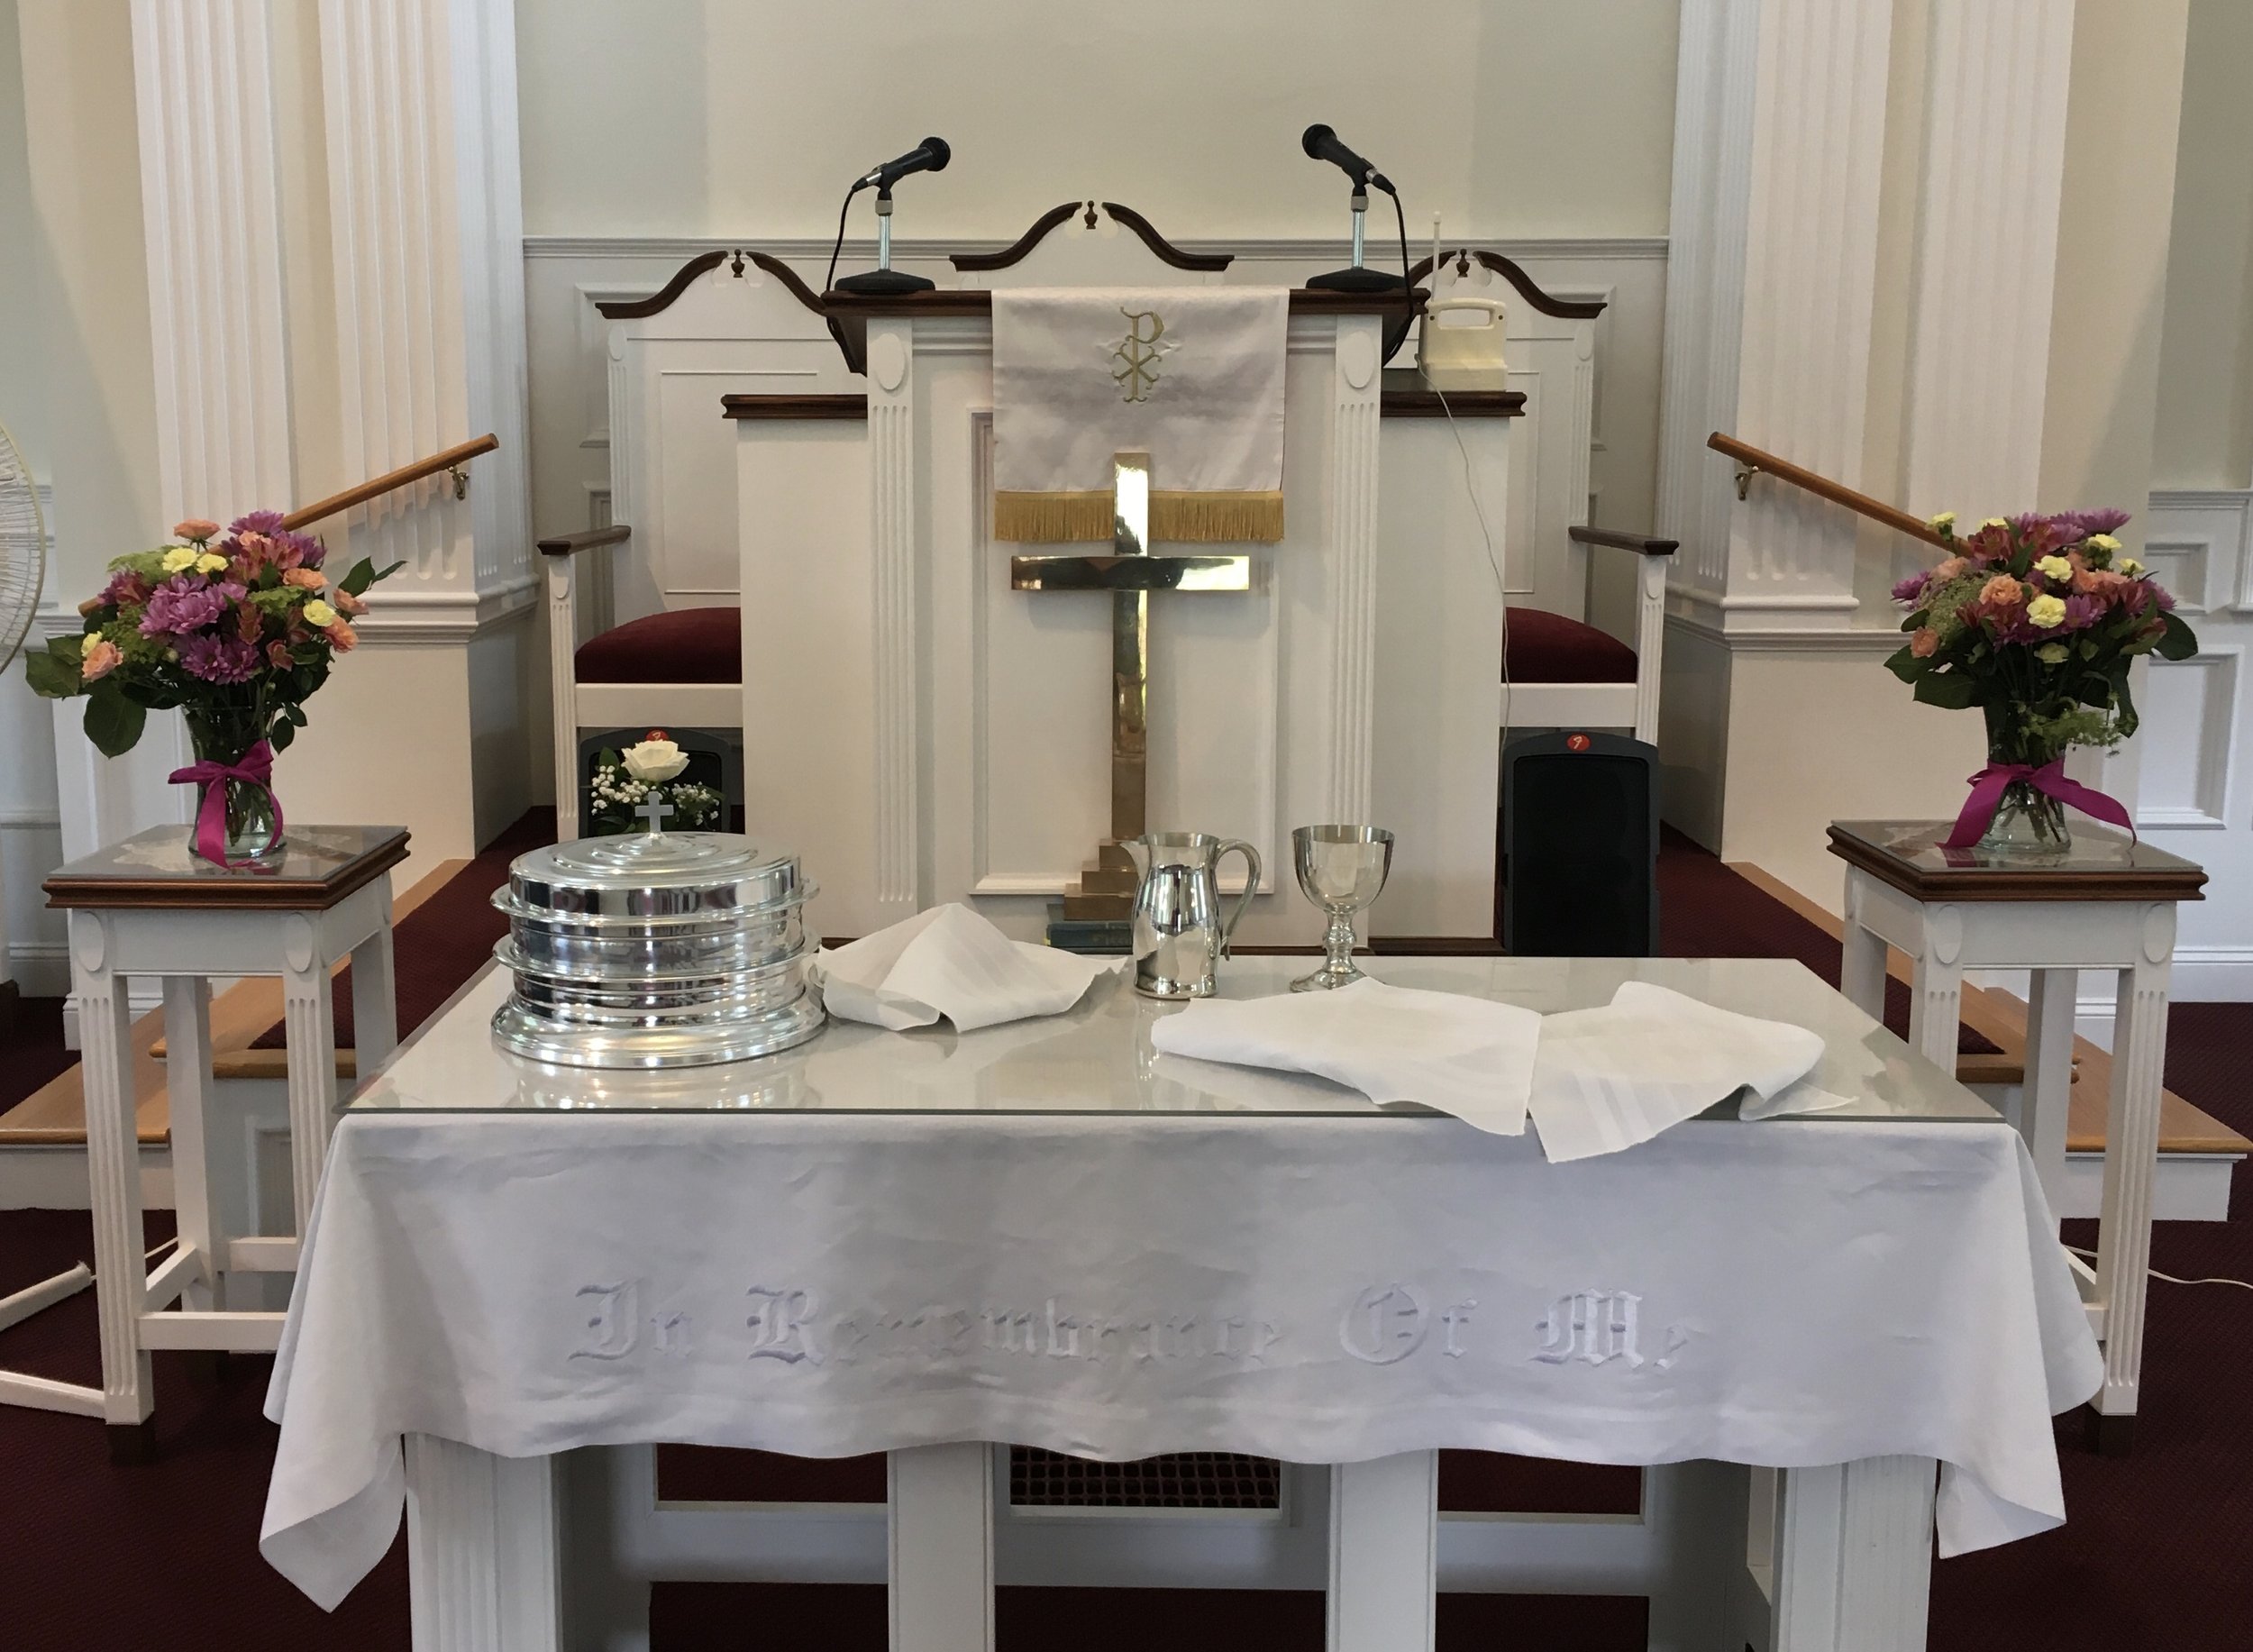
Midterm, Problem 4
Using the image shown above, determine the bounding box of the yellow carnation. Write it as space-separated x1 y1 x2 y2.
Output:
194 552 228 575
2034 554 2071 580
1980 516 2010 530
2026 593 2067 629
301 598 338 628
160 546 198 573
2036 642 2069 664
2085 534 2122 553
1927 511 1957 531
2118 556 2142 576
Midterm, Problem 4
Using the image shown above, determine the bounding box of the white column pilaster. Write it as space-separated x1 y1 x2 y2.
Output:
1900 0 2077 524
1658 0 1894 633
316 0 532 641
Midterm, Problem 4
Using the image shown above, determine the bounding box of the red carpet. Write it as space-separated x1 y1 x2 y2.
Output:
1 812 2245 1649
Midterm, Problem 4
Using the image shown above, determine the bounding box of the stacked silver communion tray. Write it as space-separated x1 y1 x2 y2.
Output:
490 830 824 1068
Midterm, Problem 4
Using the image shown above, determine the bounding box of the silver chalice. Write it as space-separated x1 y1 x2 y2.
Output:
1289 825 1394 991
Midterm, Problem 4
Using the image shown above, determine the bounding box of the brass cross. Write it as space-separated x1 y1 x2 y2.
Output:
1010 452 1251 919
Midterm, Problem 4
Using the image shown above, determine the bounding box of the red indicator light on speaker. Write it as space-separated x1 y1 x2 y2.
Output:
1566 733 1592 752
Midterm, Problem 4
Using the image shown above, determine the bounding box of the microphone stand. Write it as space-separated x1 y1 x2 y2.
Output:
835 185 936 297
1307 186 1406 295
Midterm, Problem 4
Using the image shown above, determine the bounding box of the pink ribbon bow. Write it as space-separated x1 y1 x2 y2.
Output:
168 739 286 869
1942 757 2133 850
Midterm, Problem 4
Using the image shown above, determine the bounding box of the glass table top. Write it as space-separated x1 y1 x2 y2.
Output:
44 825 408 888
349 954 1998 1125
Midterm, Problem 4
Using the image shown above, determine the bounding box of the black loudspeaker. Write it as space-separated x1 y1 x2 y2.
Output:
1500 731 1660 956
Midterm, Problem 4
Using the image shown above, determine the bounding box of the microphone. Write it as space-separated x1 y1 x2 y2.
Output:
1301 123 1392 195
857 136 952 193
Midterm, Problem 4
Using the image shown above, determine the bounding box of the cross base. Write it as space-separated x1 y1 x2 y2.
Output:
1060 841 1138 921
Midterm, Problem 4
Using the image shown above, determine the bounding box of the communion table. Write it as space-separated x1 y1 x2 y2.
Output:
260 954 2095 1651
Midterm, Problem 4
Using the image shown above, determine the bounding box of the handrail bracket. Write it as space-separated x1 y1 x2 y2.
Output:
1733 461 1758 502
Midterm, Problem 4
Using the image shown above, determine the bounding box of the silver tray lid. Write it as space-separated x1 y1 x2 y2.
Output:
505 832 806 924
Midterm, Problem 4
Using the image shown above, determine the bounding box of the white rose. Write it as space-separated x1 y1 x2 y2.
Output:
622 737 689 782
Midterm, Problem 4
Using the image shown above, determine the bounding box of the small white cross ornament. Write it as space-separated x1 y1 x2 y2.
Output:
636 795 675 835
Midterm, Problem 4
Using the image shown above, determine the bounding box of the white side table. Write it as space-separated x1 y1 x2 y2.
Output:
1829 819 2204 1453
29 824 407 1460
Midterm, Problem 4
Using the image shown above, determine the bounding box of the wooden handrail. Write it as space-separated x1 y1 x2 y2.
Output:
1569 525 1676 558
536 525 631 558
280 434 499 532
1707 432 1947 548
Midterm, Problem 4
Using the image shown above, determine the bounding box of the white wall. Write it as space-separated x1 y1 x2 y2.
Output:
514 0 1680 241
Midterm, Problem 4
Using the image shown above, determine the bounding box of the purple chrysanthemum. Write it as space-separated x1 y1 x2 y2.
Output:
230 510 287 535
1892 572 1929 604
2062 593 2105 630
176 632 261 683
98 568 151 609
2060 507 2133 540
140 576 230 637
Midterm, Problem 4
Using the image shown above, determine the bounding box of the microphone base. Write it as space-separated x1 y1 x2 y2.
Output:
1305 266 1407 295
833 269 935 297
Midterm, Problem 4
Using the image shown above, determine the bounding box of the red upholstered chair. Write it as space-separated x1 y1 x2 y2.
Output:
541 526 743 839
1503 526 1674 743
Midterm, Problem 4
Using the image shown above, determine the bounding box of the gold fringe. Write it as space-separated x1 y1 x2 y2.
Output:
993 488 1285 543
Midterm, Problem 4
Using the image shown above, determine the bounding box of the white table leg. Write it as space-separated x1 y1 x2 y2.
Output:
280 915 339 1236
160 978 218 1312
72 916 154 1456
1906 909 1965 1077
1838 879 1887 1021
1327 1452 1437 1652
889 1444 994 1652
2019 967 2077 1228
406 1434 561 1652
350 887 399 1078
1770 1456 1935 1652
2092 937 2170 1452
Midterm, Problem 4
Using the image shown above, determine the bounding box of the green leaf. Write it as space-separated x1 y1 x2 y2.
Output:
1912 671 1978 710
23 649 84 698
1884 645 1923 683
337 556 407 598
2155 611 2198 662
82 680 146 756
269 719 296 753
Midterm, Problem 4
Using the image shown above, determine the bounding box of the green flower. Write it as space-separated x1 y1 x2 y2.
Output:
2036 643 2068 665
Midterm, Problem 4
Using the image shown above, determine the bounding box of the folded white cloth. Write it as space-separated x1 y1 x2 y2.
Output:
815 904 1123 1033
1148 978 1542 1133
1528 981 1826 1162
990 286 1290 542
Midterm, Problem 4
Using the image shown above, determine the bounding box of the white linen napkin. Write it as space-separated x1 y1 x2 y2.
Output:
1147 978 1542 1134
1528 981 1825 1162
814 904 1123 1034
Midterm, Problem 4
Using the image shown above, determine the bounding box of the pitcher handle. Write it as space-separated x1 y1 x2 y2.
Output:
1215 838 1262 958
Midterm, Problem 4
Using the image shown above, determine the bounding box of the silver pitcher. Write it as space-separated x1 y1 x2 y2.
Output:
1125 832 1262 999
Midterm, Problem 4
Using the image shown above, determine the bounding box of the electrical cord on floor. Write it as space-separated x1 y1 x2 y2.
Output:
2065 1243 2253 1291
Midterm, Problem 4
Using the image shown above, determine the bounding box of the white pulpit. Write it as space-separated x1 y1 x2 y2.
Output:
736 288 1506 945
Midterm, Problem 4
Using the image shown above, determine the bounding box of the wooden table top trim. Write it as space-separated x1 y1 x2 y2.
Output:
1826 823 2206 902
43 831 412 912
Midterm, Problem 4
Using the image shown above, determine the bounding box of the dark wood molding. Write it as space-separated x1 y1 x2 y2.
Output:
722 393 870 421
1826 823 2207 903
1408 250 1609 320
1568 525 1677 557
597 249 828 322
1379 369 1524 419
536 525 632 558
1098 202 1234 271
45 833 412 913
950 203 1089 272
822 287 1418 318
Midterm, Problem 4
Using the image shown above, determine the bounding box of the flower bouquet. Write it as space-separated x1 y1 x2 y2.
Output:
588 734 724 835
1886 509 2196 856
25 514 401 865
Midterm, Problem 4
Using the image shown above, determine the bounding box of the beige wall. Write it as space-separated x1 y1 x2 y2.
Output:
0 0 42 475
2150 0 2253 491
2040 0 2192 532
514 0 1681 241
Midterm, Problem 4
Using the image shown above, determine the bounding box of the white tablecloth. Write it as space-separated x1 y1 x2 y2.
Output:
261 1107 2097 1609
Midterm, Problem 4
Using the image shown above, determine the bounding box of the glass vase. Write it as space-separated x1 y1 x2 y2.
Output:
1975 708 2071 861
184 713 285 864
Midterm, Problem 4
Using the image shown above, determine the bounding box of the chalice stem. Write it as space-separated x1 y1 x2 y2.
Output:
1325 908 1357 974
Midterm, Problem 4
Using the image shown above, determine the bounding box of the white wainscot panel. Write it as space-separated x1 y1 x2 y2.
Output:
2137 648 2239 831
